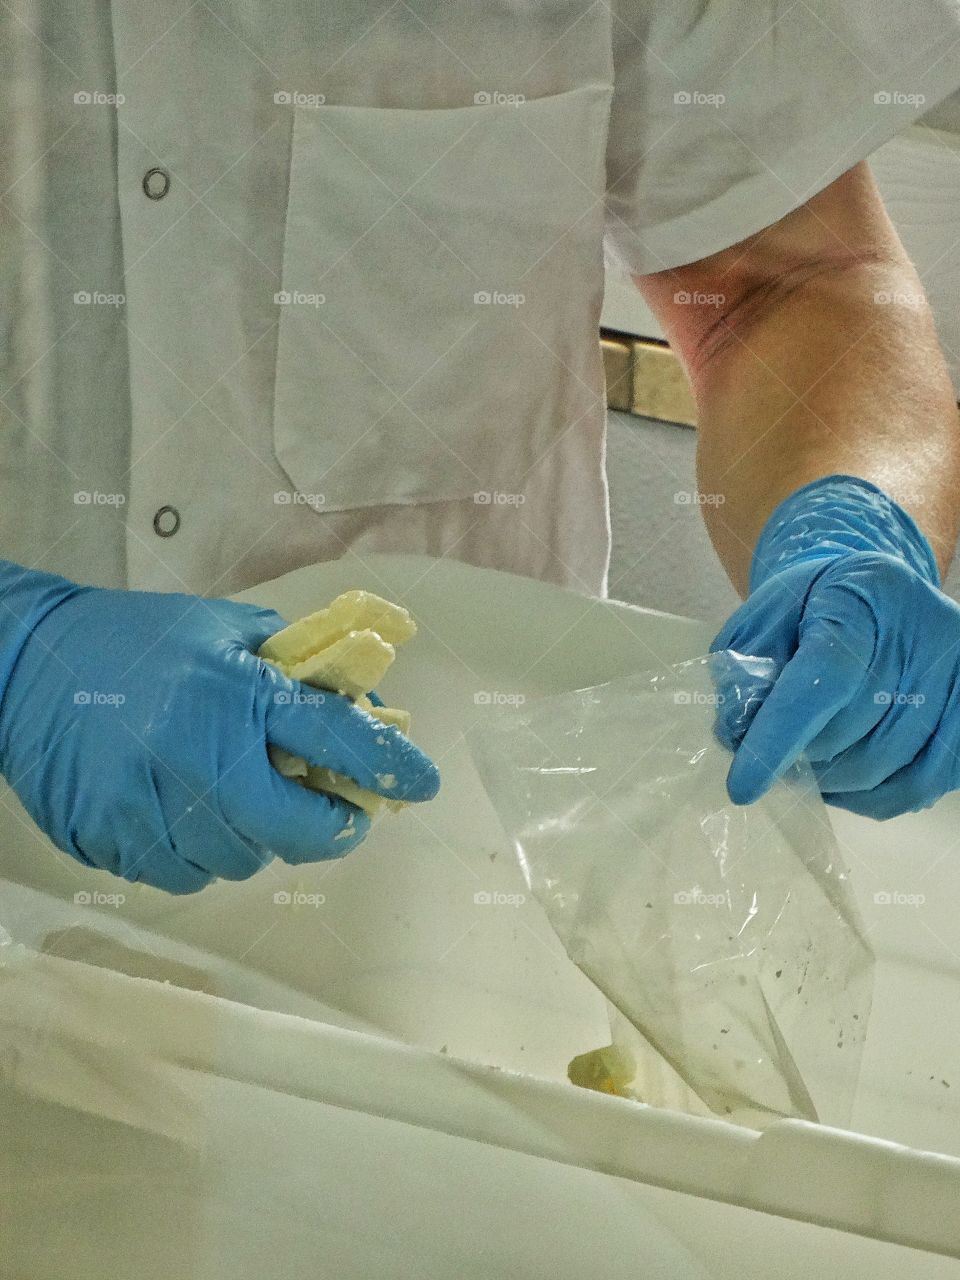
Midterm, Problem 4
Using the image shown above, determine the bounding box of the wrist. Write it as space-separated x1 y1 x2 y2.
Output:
0 561 83 707
749 474 940 594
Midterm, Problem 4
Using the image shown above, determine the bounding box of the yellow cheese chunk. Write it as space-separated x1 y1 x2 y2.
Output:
259 591 417 819
258 590 417 668
567 1044 637 1098
287 629 394 701
364 704 411 736
302 766 405 818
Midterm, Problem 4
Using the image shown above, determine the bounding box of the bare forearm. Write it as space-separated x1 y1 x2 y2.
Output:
688 256 960 595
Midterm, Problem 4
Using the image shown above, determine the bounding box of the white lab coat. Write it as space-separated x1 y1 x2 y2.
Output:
2 1 958 598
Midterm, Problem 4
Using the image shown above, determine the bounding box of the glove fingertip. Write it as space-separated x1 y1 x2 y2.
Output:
726 755 768 807
399 758 441 802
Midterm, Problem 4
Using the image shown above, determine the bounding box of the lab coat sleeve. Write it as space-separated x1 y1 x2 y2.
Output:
604 0 960 275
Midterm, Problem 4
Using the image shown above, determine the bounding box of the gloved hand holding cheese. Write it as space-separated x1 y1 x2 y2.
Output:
258 590 425 818
0 562 440 895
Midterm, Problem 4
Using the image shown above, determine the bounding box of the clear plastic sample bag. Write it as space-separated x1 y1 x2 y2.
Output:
469 652 874 1128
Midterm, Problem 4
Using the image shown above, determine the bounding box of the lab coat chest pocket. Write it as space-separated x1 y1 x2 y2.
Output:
272 86 612 512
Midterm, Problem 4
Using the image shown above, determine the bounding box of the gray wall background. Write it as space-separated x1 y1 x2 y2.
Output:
605 411 960 624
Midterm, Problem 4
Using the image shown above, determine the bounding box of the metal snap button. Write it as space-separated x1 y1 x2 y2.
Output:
153 505 180 537
142 167 171 200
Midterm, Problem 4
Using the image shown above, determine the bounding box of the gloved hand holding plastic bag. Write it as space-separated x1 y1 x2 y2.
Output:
469 651 874 1129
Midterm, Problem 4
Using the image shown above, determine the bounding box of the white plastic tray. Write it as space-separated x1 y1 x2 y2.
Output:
2 552 960 1278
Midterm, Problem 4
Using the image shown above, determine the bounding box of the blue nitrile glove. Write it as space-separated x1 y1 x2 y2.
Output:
710 474 960 819
0 562 440 893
